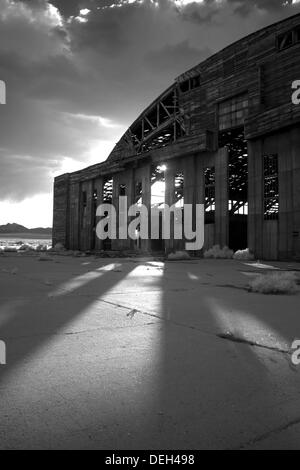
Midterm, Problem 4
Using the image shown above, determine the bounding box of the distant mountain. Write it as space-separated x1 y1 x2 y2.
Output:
0 223 52 235
28 227 52 235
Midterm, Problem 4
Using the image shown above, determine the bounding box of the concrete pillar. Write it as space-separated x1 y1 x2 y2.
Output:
260 135 279 260
68 181 80 250
93 177 103 251
182 156 196 252
248 139 264 259
116 169 134 251
141 164 152 252
292 125 300 259
165 164 176 253
80 180 93 251
111 173 120 251
215 147 229 248
278 130 294 260
53 174 70 249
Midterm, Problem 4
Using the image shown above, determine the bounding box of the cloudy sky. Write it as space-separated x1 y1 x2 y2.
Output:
0 0 299 227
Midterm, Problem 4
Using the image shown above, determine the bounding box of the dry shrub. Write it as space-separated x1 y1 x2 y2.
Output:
167 251 191 261
248 272 299 295
233 248 255 261
204 245 233 259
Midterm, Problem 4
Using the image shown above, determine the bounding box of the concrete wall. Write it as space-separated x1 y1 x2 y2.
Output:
248 124 300 260
54 124 300 260
52 174 69 248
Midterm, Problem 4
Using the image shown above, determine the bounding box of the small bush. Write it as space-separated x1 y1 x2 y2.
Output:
18 244 34 251
204 245 233 259
249 272 299 295
233 248 255 261
53 243 66 252
3 247 18 253
36 244 48 252
167 251 191 261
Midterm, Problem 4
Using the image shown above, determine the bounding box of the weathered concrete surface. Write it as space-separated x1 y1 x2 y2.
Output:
0 255 299 449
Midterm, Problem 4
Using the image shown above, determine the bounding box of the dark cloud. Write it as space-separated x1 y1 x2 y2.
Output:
178 0 221 24
146 41 211 73
21 0 88 17
1 0 300 209
229 0 295 17
0 152 56 200
68 7 131 56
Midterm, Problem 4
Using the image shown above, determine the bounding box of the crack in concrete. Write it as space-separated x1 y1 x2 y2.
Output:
2 294 290 358
97 298 290 356
217 332 289 354
233 416 300 449
2 322 158 342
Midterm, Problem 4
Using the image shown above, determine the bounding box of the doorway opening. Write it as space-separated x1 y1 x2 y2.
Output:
151 164 166 252
219 128 248 251
102 176 113 251
91 187 98 250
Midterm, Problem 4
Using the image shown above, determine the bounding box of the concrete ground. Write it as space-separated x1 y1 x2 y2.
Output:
0 253 299 450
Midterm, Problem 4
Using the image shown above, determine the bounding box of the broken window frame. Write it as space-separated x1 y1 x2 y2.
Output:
179 79 190 94
223 58 235 78
191 75 201 90
204 167 216 224
277 27 300 51
151 165 166 208
119 184 126 197
219 128 248 217
135 181 143 206
125 86 187 155
218 94 249 131
179 75 201 94
80 190 87 229
174 172 184 209
263 154 279 221
102 177 113 204
101 177 114 250
92 188 98 229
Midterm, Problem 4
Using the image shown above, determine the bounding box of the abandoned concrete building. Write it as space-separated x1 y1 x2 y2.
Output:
53 13 300 260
